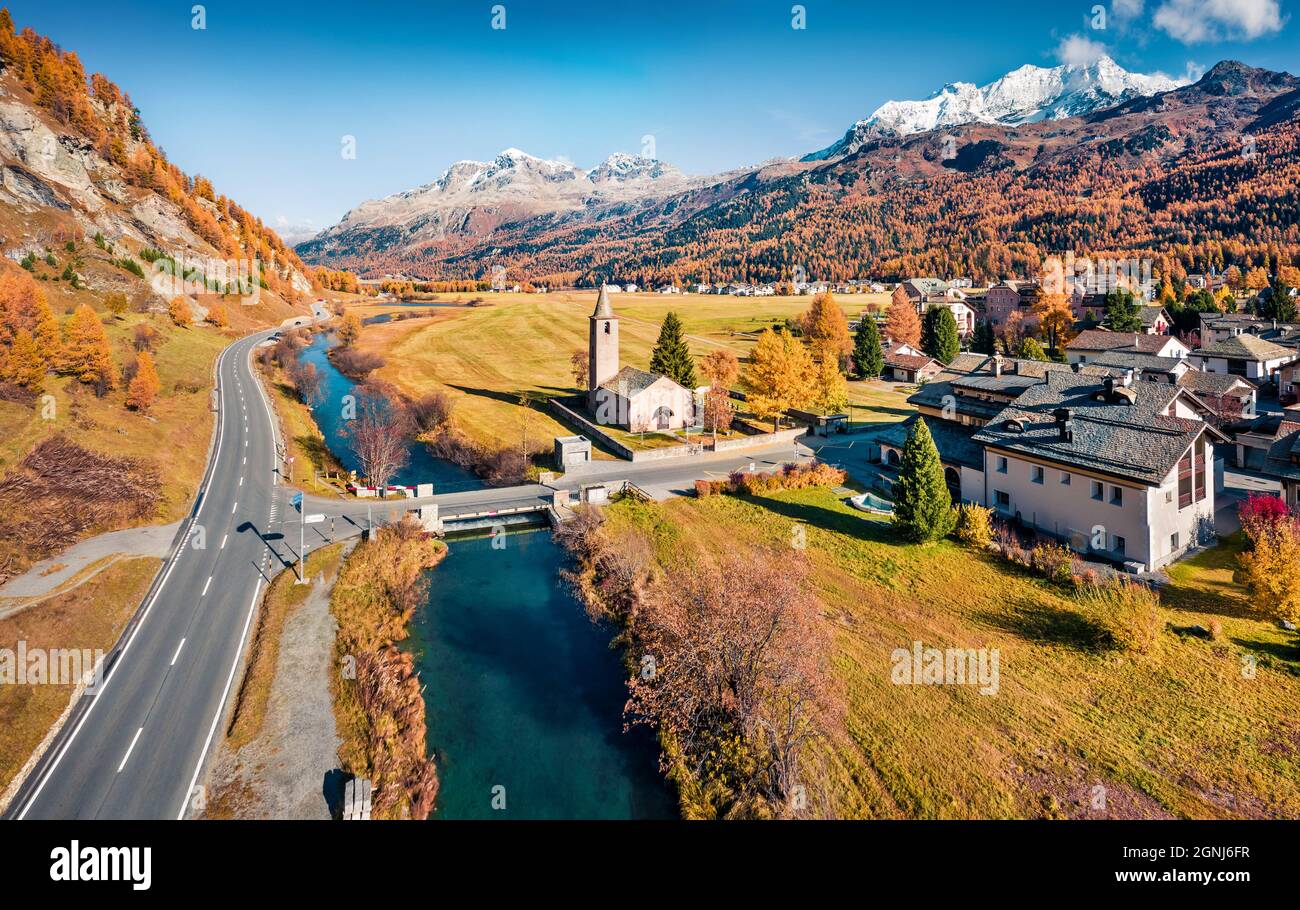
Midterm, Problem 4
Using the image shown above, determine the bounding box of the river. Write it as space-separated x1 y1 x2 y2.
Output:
296 331 482 491
295 332 676 819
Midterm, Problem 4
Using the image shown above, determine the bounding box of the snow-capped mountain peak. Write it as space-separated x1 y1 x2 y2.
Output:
805 55 1185 160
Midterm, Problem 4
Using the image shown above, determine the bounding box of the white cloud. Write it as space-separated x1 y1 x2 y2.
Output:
274 215 320 245
1153 0 1285 43
1112 0 1146 23
1055 33 1109 66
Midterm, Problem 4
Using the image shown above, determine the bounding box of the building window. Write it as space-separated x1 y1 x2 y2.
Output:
1091 481 1103 501
604 321 611 335
1060 471 1071 485
1110 486 1123 506
1114 535 1126 555
994 490 1010 509
1166 489 1173 503
996 456 1008 474
1171 532 1180 552
1032 465 1044 484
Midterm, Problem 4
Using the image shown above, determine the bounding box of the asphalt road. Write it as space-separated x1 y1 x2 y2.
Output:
9 330 286 820
6 324 811 820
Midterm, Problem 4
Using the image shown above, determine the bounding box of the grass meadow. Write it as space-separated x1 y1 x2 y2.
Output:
604 486 1300 819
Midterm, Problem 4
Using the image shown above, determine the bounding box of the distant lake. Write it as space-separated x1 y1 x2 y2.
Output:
403 531 676 820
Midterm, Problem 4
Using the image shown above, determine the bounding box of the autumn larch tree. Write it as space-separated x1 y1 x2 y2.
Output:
1031 292 1075 355
801 291 851 366
885 296 922 348
338 311 363 347
6 327 47 392
168 296 192 327
921 305 960 365
205 299 228 328
810 354 849 414
892 417 956 543
126 350 160 412
852 314 883 379
743 328 813 432
62 303 117 392
649 311 696 389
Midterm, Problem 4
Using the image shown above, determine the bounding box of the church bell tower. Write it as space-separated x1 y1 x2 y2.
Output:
588 284 619 403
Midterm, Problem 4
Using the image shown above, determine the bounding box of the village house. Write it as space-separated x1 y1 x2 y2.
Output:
1236 408 1300 508
894 278 977 337
877 353 1227 572
1176 370 1257 425
983 280 1038 328
971 372 1222 572
1187 334 1299 385
586 286 696 432
1138 306 1172 334
1065 330 1190 365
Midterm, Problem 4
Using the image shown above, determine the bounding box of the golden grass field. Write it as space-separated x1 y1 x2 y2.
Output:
351 290 898 451
0 556 160 795
605 487 1300 819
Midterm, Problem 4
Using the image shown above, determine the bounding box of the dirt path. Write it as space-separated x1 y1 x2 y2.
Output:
201 542 353 819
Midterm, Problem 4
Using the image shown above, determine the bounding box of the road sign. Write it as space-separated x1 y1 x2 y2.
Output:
305 513 326 524
291 492 303 511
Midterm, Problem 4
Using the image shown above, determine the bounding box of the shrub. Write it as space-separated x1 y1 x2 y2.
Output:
718 461 846 496
114 257 145 278
955 503 994 548
1077 577 1162 654
1029 542 1076 587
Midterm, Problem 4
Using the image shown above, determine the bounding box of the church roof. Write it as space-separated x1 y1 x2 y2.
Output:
598 365 683 398
592 285 614 319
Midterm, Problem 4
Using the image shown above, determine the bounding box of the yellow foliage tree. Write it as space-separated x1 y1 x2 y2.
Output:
169 296 192 327
62 303 117 390
743 328 813 431
205 299 228 327
126 351 160 412
1237 518 1300 624
1030 292 1076 354
810 354 848 414
801 291 851 363
338 311 363 346
6 327 47 392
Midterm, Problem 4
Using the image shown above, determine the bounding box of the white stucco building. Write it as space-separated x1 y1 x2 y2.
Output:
586 285 696 433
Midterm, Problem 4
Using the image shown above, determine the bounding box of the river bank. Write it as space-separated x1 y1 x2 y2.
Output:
329 518 444 820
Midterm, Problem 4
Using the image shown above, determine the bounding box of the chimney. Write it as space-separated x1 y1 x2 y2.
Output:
1054 407 1074 442
1071 361 1082 373
992 353 1004 378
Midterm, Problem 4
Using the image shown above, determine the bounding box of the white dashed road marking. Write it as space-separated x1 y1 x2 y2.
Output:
117 727 143 773
170 638 186 666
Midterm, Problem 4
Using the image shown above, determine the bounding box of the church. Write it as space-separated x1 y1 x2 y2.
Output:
586 285 697 432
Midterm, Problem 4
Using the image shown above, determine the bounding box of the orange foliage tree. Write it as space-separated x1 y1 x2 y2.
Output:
126 351 160 412
168 296 192 327
61 304 117 392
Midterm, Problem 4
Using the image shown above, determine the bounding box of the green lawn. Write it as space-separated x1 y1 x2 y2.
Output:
603 487 1300 819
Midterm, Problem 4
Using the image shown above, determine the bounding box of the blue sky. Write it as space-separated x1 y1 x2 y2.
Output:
7 0 1295 238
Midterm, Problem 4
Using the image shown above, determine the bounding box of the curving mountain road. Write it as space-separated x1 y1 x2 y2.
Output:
8 329 286 820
